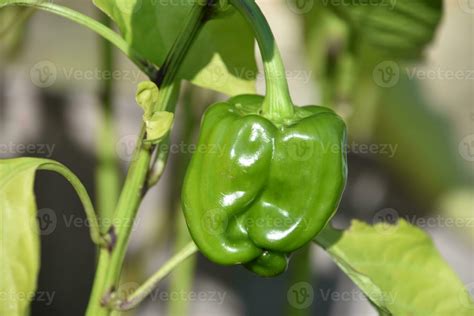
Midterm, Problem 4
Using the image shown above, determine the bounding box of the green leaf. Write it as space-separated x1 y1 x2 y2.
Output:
0 158 46 315
315 220 474 315
93 0 257 95
321 0 443 58
0 158 105 314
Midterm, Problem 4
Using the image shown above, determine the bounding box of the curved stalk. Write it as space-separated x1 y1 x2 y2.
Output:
0 0 158 77
38 162 108 247
229 0 294 120
110 242 198 311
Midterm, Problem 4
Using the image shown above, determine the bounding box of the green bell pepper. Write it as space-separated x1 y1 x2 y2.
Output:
182 95 347 276
181 0 347 277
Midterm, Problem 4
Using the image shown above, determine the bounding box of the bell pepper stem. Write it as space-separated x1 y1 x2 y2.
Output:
229 0 295 120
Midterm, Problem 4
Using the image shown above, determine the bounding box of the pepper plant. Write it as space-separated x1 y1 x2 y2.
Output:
0 0 472 315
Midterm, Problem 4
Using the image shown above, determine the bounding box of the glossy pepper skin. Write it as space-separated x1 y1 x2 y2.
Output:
182 94 347 277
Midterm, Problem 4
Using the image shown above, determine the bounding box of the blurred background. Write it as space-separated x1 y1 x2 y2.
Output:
0 0 473 315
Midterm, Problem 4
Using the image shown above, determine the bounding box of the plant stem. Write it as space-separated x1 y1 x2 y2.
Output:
96 11 120 234
167 214 197 316
1 0 158 78
112 242 198 311
86 3 210 315
152 2 210 112
38 162 107 247
229 0 294 120
287 246 312 316
86 127 152 316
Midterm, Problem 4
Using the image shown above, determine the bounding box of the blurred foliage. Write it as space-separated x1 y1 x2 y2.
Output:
301 0 472 209
0 6 34 60
325 0 443 59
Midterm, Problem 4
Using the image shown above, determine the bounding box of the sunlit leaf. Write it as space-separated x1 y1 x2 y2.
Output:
315 220 474 315
94 0 258 95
